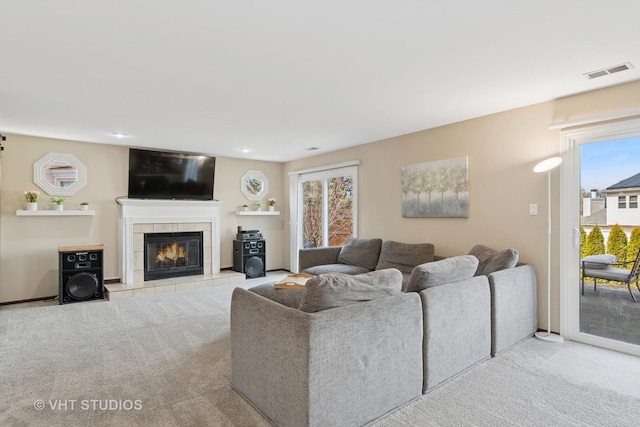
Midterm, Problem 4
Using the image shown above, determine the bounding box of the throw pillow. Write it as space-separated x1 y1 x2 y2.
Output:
468 245 519 276
337 237 383 271
404 255 479 292
375 241 435 274
581 254 618 270
298 269 402 313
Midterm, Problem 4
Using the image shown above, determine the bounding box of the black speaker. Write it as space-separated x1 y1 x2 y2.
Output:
233 239 266 278
59 247 104 304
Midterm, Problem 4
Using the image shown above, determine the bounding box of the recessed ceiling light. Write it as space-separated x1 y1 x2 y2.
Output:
238 148 252 153
109 132 129 138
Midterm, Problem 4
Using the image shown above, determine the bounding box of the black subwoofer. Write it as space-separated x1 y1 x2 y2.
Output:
233 239 266 278
59 246 104 304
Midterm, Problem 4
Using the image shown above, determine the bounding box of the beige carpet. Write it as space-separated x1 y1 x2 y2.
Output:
1 274 639 427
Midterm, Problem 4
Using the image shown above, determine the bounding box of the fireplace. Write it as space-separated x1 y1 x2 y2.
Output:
144 231 204 281
117 198 222 285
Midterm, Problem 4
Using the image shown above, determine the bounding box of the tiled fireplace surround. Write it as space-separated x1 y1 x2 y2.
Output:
105 198 244 300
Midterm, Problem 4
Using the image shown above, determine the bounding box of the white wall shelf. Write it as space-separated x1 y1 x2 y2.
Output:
235 210 280 216
16 209 96 216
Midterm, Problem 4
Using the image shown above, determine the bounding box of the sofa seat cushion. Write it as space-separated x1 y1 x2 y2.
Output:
468 245 519 276
375 241 435 274
299 269 402 313
337 237 383 271
303 263 372 276
249 283 304 309
404 255 479 292
581 254 618 269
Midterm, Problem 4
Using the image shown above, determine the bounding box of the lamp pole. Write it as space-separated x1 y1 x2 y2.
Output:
533 157 564 343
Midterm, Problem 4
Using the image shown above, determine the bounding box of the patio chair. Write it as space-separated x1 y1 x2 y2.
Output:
581 251 640 302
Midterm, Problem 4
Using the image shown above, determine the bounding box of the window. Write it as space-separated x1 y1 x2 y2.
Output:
289 162 359 271
618 195 627 209
630 195 638 208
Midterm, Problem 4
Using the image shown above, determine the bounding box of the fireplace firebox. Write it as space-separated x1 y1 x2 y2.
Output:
144 231 204 281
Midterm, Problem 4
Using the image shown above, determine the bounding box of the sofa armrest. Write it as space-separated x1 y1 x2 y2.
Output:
230 288 423 427
420 276 491 392
231 288 312 427
298 246 342 271
487 264 537 356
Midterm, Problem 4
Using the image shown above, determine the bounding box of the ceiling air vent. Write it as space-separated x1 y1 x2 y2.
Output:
584 62 634 79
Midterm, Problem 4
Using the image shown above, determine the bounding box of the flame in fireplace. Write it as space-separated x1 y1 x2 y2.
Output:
156 242 187 262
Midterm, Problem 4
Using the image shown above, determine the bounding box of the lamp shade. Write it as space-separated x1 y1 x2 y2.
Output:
533 156 562 173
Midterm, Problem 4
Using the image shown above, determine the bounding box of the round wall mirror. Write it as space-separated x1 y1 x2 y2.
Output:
241 170 269 201
34 153 87 196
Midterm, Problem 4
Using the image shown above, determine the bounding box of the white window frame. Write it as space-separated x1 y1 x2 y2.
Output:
288 161 359 272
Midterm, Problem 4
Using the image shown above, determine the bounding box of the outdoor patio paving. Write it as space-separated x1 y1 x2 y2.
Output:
579 281 640 346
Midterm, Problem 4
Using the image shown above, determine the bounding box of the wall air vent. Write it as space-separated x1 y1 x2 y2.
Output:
584 62 634 79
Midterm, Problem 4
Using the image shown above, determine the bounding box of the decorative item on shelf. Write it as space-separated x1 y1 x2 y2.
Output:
255 201 263 211
24 190 40 211
33 152 87 196
241 203 249 211
50 197 66 211
79 201 89 211
268 197 276 211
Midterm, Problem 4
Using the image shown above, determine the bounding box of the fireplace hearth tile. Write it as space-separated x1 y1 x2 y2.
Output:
108 289 133 301
104 270 245 301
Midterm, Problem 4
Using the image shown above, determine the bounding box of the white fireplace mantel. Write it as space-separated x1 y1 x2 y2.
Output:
117 198 222 285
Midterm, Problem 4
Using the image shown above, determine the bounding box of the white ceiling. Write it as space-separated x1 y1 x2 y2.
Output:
1 1 639 162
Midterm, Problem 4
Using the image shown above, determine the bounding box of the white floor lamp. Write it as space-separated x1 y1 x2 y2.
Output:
533 156 564 343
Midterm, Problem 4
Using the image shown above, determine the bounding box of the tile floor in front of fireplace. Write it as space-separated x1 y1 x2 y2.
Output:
104 270 247 301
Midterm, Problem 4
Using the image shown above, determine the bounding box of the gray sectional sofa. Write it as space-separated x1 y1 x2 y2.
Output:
230 240 537 427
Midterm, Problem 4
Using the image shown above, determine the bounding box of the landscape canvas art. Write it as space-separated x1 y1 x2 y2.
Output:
401 156 469 218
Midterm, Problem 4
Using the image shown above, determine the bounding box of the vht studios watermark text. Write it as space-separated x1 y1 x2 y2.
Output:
34 399 143 411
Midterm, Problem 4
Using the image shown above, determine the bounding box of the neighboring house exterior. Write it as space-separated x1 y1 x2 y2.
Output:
602 172 640 226
582 189 605 218
581 174 640 242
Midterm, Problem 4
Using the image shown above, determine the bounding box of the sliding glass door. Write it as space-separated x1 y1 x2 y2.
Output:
560 119 640 356
302 176 354 248
289 163 358 272
579 138 640 346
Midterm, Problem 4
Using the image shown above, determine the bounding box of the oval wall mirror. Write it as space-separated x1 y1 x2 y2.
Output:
33 153 87 196
241 170 269 201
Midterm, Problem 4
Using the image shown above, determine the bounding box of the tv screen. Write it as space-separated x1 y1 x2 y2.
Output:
128 148 215 200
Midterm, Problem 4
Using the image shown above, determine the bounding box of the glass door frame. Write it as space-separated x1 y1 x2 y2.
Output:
559 118 640 357
288 161 359 272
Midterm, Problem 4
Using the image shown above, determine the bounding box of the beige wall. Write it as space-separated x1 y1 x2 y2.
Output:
4 79 640 331
0 135 285 303
284 80 640 333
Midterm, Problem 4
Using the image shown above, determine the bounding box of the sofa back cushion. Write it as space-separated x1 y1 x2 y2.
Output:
375 241 435 274
298 269 402 312
468 245 519 276
337 237 383 271
404 255 478 292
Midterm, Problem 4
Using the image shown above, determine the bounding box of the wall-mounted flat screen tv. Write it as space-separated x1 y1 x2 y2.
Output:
128 148 216 200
